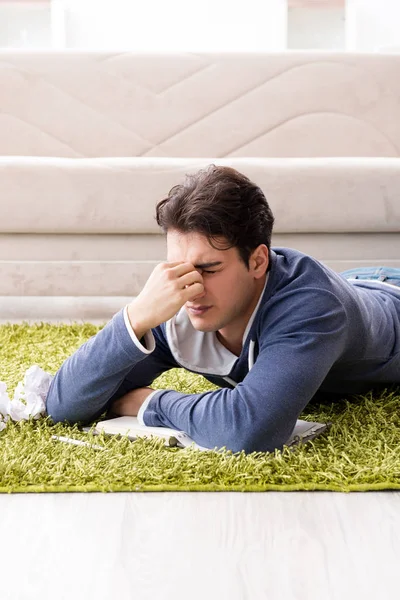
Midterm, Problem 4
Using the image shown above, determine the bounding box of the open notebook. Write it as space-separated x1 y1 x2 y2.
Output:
87 416 331 452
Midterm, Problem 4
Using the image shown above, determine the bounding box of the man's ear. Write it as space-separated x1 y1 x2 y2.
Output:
250 245 269 278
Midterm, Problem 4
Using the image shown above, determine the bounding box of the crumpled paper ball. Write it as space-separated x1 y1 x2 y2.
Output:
0 365 53 427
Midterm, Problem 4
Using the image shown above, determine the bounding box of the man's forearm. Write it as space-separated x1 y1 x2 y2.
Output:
110 387 154 417
46 309 150 424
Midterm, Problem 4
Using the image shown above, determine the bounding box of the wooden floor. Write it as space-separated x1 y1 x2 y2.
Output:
0 491 398 600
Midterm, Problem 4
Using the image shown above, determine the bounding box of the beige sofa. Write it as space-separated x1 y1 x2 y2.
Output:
1 51 399 321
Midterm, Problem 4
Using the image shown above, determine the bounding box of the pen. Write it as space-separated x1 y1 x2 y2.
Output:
51 435 107 451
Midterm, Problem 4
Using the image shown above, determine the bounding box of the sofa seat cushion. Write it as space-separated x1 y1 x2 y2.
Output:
1 156 400 234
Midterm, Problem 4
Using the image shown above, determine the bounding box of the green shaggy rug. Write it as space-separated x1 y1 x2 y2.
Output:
1 322 400 494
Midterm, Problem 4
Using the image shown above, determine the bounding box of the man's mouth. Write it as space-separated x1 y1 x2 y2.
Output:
187 305 212 316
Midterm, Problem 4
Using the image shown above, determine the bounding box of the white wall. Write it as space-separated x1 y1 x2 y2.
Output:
5 0 399 52
288 7 345 49
0 1 51 47
346 0 400 51
63 0 287 51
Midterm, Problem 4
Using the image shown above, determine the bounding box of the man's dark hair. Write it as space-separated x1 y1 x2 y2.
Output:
155 164 275 268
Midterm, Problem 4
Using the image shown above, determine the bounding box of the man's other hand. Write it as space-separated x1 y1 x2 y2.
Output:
109 387 155 417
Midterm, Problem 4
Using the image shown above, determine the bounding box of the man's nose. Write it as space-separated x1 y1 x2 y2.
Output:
193 287 206 299
188 283 206 301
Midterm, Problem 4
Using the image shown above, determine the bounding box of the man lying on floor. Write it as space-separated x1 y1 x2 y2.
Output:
45 165 400 453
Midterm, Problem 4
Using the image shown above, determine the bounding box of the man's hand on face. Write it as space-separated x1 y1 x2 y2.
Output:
109 387 155 417
127 262 204 338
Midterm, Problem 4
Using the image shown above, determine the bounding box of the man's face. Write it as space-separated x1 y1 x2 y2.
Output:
166 230 268 340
